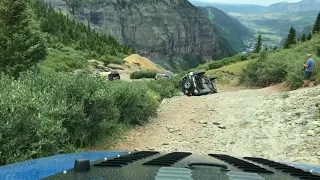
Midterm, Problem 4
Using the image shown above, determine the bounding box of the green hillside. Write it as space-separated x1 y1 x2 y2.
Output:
30 0 134 73
200 34 320 89
200 7 254 52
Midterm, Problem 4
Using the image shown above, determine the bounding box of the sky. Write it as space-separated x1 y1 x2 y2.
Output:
190 0 302 6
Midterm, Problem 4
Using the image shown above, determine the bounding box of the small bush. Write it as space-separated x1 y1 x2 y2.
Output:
147 78 180 100
208 61 225 70
0 73 67 163
286 66 304 89
130 70 158 79
240 53 287 87
240 54 248 61
0 70 179 164
110 82 159 125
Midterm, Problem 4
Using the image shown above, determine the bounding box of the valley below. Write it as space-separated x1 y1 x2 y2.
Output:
106 84 320 165
228 11 318 48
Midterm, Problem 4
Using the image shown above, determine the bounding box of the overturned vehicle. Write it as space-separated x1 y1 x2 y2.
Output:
180 69 217 96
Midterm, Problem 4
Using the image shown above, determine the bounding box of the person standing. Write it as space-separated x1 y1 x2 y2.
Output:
304 54 315 87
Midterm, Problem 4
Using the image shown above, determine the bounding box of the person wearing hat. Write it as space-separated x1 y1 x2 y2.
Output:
303 54 315 87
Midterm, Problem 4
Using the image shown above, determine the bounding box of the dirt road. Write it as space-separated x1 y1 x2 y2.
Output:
110 84 320 165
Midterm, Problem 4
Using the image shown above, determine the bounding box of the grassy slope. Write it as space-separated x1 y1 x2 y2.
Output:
28 0 132 73
206 60 252 86
200 34 320 89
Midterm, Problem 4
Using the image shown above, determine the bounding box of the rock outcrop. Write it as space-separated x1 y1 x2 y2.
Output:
42 0 232 69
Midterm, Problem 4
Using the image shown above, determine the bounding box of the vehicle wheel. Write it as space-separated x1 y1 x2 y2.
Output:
212 89 218 93
183 79 193 90
212 83 218 93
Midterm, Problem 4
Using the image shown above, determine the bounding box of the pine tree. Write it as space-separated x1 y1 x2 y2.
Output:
63 0 76 15
284 26 297 49
312 12 320 34
254 34 262 53
28 0 131 60
258 48 268 62
0 0 47 78
307 33 312 40
301 34 307 42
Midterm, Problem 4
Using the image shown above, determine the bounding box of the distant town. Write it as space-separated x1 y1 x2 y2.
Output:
240 37 280 54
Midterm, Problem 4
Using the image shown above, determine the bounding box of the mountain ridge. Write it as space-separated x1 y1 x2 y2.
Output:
189 1 266 13
190 0 320 13
42 0 235 71
268 0 320 12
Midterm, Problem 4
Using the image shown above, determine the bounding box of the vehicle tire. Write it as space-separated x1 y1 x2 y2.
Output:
212 83 218 93
212 89 218 93
183 79 193 90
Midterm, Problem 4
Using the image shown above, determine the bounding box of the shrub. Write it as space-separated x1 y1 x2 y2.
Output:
147 78 180 100
240 54 248 61
110 82 159 125
249 53 260 59
240 54 287 87
317 47 320 57
239 60 262 86
208 61 225 70
0 73 67 164
130 70 158 79
286 65 304 89
0 70 179 164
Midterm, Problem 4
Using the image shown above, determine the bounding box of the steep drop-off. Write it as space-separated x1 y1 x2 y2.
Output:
200 6 253 52
42 0 234 71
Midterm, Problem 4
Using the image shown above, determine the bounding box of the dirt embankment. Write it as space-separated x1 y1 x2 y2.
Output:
108 84 320 165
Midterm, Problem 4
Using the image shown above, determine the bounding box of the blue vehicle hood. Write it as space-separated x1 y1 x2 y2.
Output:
0 151 127 180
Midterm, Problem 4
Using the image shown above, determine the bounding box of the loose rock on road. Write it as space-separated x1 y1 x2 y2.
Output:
110 85 320 165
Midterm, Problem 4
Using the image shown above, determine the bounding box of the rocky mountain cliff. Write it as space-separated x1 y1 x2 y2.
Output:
41 0 233 71
268 0 320 12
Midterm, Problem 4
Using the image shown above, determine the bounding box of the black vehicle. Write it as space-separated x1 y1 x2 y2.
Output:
108 71 120 81
155 73 172 80
180 69 217 96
